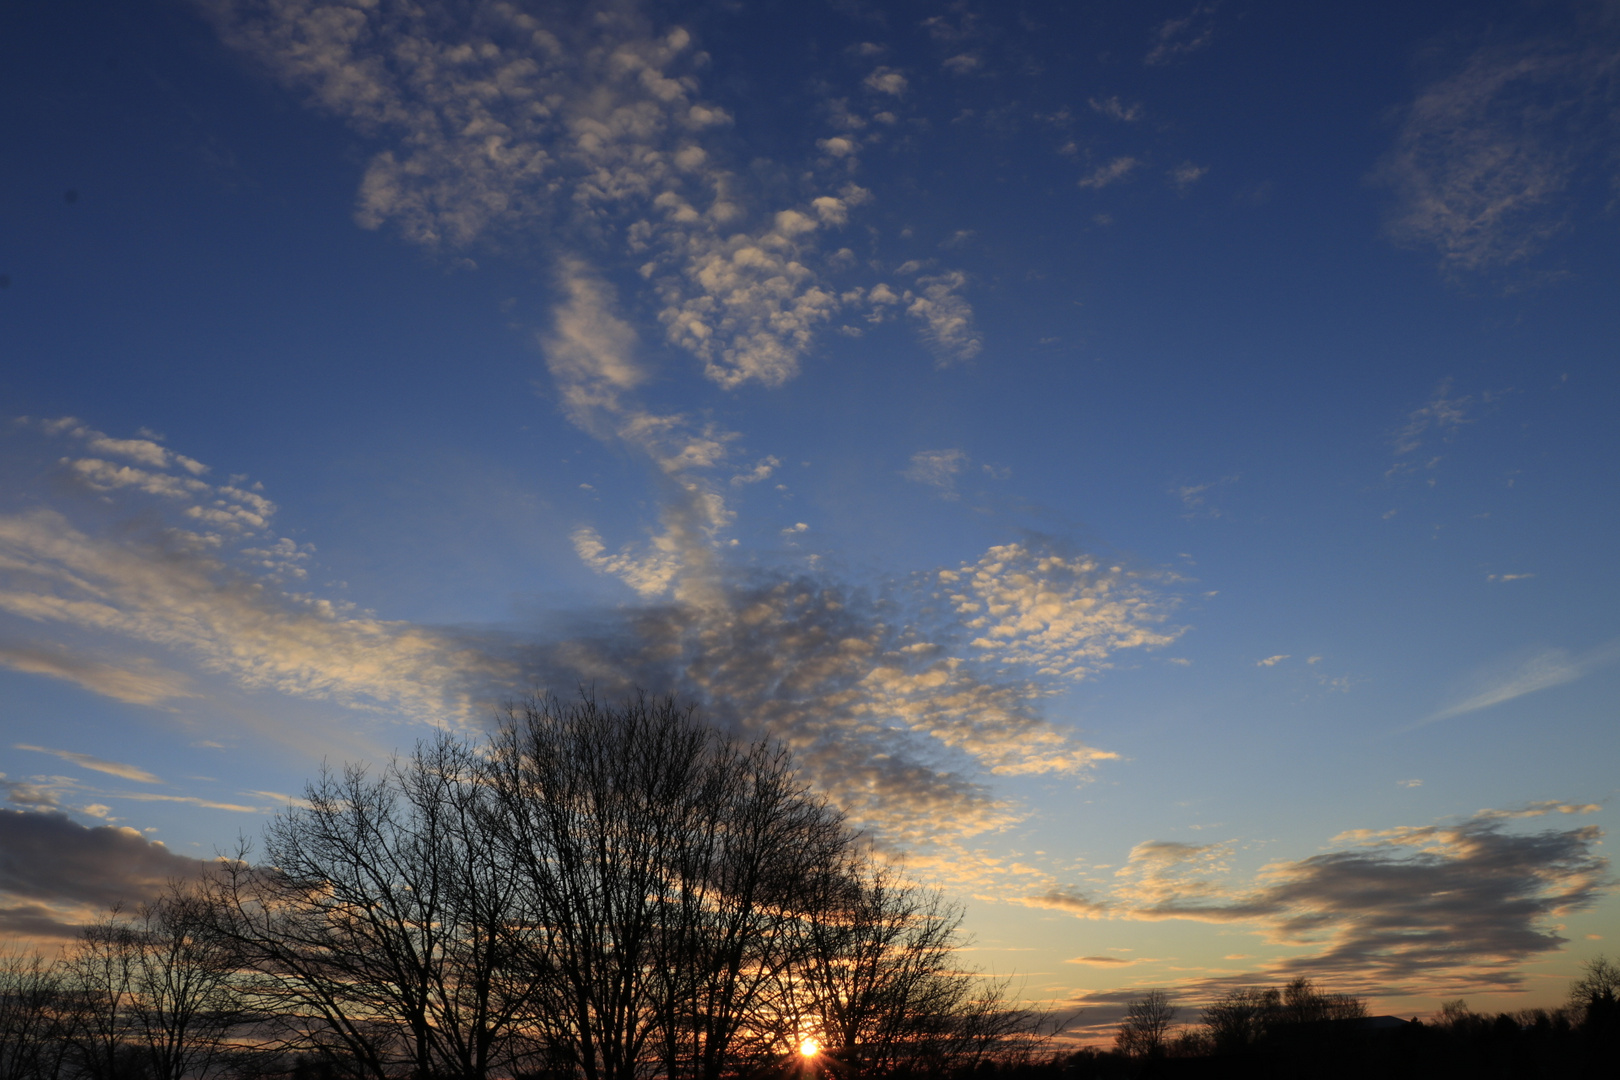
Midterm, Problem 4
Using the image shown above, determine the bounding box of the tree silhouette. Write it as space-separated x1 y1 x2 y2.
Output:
1114 990 1175 1058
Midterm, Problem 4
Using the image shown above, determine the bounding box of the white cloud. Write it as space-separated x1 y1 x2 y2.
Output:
1376 35 1620 274
1087 96 1141 122
0 507 505 723
863 67 908 95
1172 475 1235 518
1391 378 1476 456
571 526 682 598
729 456 779 486
1145 4 1217 67
207 0 865 393
1079 156 1139 189
904 271 982 363
1169 162 1207 190
938 541 1182 680
1256 655 1289 668
0 644 195 706
13 746 161 784
1418 640 1620 727
903 449 969 498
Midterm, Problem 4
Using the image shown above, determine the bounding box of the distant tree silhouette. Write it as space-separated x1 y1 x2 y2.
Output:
0 949 68 1080
1569 955 1619 1026
1114 990 1175 1058
57 895 244 1080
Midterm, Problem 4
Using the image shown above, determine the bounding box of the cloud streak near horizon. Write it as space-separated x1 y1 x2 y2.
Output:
1026 803 1610 997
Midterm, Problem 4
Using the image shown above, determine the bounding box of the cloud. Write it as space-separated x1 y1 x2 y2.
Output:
1417 640 1620 727
170 2 1178 866
863 66 908 95
1018 889 1109 918
903 449 969 498
1067 955 1150 967
204 0 866 392
0 506 506 724
1256 655 1289 668
111 792 265 813
1376 29 1620 274
1145 4 1217 66
0 643 195 706
730 456 780 487
1087 96 1141 122
903 271 982 363
1391 379 1477 457
0 423 514 727
1079 157 1139 189
0 810 208 936
1168 162 1207 191
936 542 1183 680
7 418 1171 858
1108 806 1610 994
13 746 161 785
1172 475 1235 518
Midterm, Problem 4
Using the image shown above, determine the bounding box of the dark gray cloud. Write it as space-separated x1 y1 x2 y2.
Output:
1109 806 1610 995
0 810 207 927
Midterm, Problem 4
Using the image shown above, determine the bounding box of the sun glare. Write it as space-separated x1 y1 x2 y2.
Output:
798 1038 820 1059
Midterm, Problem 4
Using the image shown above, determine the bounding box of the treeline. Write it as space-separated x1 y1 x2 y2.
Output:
0 697 1051 1080
1044 967 1620 1079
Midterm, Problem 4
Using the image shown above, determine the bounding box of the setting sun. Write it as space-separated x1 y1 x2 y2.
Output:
798 1038 820 1059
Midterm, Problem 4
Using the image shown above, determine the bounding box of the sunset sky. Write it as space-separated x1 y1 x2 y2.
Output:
3 0 1618 1033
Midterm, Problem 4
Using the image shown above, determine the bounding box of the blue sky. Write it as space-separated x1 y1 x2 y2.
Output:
3 0 1618 1032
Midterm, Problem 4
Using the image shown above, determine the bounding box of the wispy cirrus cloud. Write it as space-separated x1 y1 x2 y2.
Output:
903 449 969 498
1079 156 1139 190
1416 639 1620 728
13 746 161 784
1145 4 1218 67
1376 22 1620 277
0 644 196 706
0 422 513 728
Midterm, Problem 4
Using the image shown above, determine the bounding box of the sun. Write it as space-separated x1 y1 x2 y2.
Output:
798 1037 820 1059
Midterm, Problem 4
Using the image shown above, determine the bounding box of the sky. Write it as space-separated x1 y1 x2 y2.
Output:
2 0 1619 1037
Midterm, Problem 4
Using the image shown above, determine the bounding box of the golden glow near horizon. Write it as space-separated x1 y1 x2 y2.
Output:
798 1037 820 1059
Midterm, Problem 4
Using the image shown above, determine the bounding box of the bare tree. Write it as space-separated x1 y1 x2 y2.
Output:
787 854 1047 1078
1201 978 1365 1054
205 733 531 1080
0 948 68 1080
1569 955 1620 1029
59 913 141 1080
1277 978 1363 1025
1200 988 1270 1053
124 893 245 1080
484 694 850 1080
58 894 244 1080
1114 990 1175 1059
